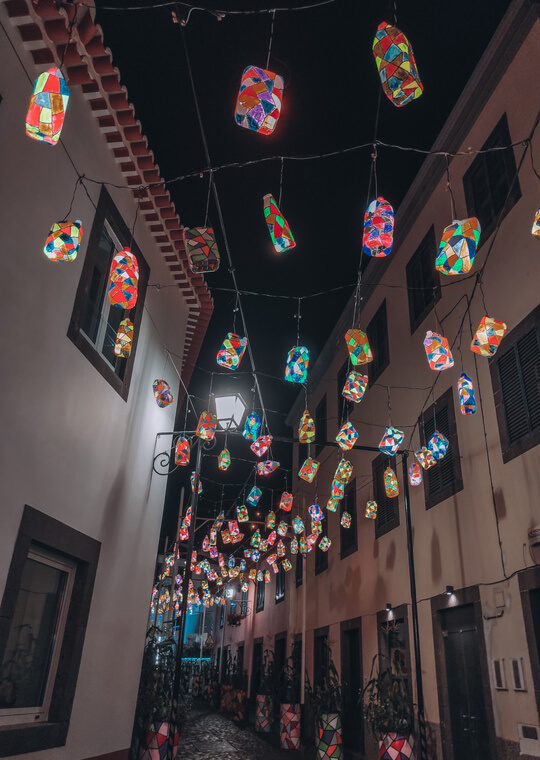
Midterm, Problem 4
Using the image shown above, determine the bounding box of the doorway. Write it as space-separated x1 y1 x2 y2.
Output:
251 638 263 700
341 618 363 754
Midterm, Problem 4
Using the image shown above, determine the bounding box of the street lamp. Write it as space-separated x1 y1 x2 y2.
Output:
214 393 246 431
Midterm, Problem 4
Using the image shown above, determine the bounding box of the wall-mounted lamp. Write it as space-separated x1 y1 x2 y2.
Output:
225 588 234 599
386 603 392 612
445 585 454 595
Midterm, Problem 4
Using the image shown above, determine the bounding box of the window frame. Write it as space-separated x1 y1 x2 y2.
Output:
340 478 358 558
367 301 390 386
256 580 265 612
373 453 400 539
405 227 441 334
275 563 286 603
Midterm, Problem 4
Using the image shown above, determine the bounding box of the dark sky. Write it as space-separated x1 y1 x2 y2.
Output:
94 0 511 539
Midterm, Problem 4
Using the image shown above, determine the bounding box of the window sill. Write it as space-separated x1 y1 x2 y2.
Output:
0 720 68 757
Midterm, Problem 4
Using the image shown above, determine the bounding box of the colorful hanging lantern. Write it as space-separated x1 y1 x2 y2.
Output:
470 316 507 357
231 532 244 544
363 197 394 257
290 538 299 554
26 67 69 144
251 530 261 548
424 331 454 371
336 422 358 451
334 459 353 485
221 530 232 544
343 372 368 403
319 536 331 552
257 460 280 475
247 486 262 506
264 570 272 584
345 329 373 365
190 472 202 494
229 520 240 537
415 447 436 470
114 319 134 358
427 430 449 460
196 411 217 441
293 517 305 534
257 570 264 583
267 530 277 546
44 219 82 262
249 568 257 581
218 448 231 471
365 501 378 519
326 498 339 512
298 410 316 443
299 537 309 554
243 413 261 441
183 227 220 273
378 427 404 456
251 435 273 457
263 194 295 252
285 346 310 383
372 22 423 107
234 65 284 135
331 479 345 499
108 247 139 309
267 553 278 567
259 539 268 553
408 463 423 486
279 492 293 512
266 511 276 529
384 467 399 498
213 511 225 532
228 556 236 570
435 217 481 275
532 206 540 237
277 521 288 537
299 457 320 483
175 435 190 466
216 333 248 369
340 511 352 529
153 379 174 408
311 520 322 536
282 559 292 572
309 503 324 522
458 372 476 415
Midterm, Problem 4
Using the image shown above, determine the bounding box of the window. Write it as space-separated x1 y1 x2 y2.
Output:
340 479 357 557
373 453 400 538
337 361 354 425
315 540 328 574
256 580 265 612
295 551 303 587
240 589 248 616
315 395 327 456
490 305 540 463
68 186 149 400
420 387 463 509
463 113 521 241
275 564 286 602
405 227 440 333
367 301 389 385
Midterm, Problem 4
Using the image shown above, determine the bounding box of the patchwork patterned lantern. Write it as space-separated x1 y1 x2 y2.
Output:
293 517 305 534
336 422 358 451
229 520 240 537
266 511 276 529
247 486 262 506
408 463 423 486
299 536 309 554
366 500 378 519
114 319 134 358
26 67 69 144
335 459 353 484
251 530 261 548
311 521 322 536
190 472 202 494
345 329 373 365
372 22 423 107
267 553 277 567
299 457 320 482
257 460 280 475
331 479 345 501
108 247 139 309
427 430 449 460
264 570 271 584
196 411 217 441
341 511 352 529
44 219 82 262
217 333 248 369
319 536 331 552
363 197 395 257
251 435 272 457
424 331 454 371
458 372 476 415
532 207 540 237
470 316 507 357
435 218 481 275
285 346 310 383
277 521 288 537
175 435 190 466
153 379 173 408
235 65 284 135
218 448 231 471
183 227 220 273
343 372 368 403
267 530 277 546
379 427 404 456
299 409 316 443
290 538 299 554
257 570 264 583
259 539 268 553
263 194 295 252
415 447 436 470
326 498 339 512
279 492 293 511
243 413 261 441
221 530 232 544
309 503 324 523
249 568 257 581
282 559 292 572
384 467 399 498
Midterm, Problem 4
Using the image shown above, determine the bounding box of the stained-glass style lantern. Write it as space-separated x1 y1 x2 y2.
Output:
267 553 277 567
190 472 202 493
213 511 225 532
299 457 320 482
259 539 268 553
345 329 373 365
290 538 299 554
427 430 449 460
282 559 292 572
293 517 305 534
334 459 353 484
175 435 190 466
311 520 322 536
228 556 236 570
257 460 280 475
249 568 257 580
153 379 174 408
183 227 220 273
251 435 272 457
372 22 423 107
424 331 454 371
363 197 394 257
263 194 296 252
237 505 249 522
277 521 288 537
44 219 82 262
267 530 277 546
229 520 240 537
458 372 476 415
251 530 261 548
218 448 231 471
299 537 308 554
309 503 323 522
532 207 540 237
231 532 244 544
241 581 249 592
299 409 316 443
326 498 339 512
196 411 217 441
279 492 293 512
243 413 261 441
343 371 368 403
379 427 404 456
470 316 507 357
415 447 436 469
108 247 139 309
257 570 264 582
365 500 377 519
285 346 310 383
319 536 331 552
247 486 262 506
435 218 481 275
384 467 399 498
408 463 423 486
264 570 271 584
341 511 352 529
114 319 134 358
221 530 232 544
217 333 248 369
331 479 345 499
235 65 284 135
26 67 69 144
336 422 358 451
202 534 210 553
266 511 276 529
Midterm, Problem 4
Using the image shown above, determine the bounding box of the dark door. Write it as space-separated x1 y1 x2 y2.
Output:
274 636 286 678
252 641 263 698
342 626 363 752
440 605 490 760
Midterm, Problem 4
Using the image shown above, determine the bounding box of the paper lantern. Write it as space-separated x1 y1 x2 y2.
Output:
114 319 134 358
336 422 358 451
408 463 423 486
326 498 339 512
293 517 305 534
251 530 261 548
285 346 310 383
427 430 449 460
319 536 331 552
183 227 220 272
341 511 352 529
264 570 271 584
532 207 540 237
435 218 481 275
415 447 436 470
363 197 394 257
331 479 345 499
343 371 368 403
26 67 69 144
218 448 231 471
247 486 262 506
334 459 353 484
458 372 476 415
263 194 295 252
266 511 276 529
299 457 320 482
470 316 507 357
424 331 454 371
365 500 377 519
251 435 272 457
257 460 280 475
299 410 316 443
372 22 423 107
153 379 174 408
190 472 202 494
345 329 373 365
282 559 292 572
309 503 324 522
290 538 299 554
279 492 293 512
175 435 190 466
44 219 82 262
217 333 248 369
196 411 217 441
235 65 284 135
277 521 288 537
379 427 404 456
108 247 139 309
243 413 261 441
267 530 277 546
384 467 399 498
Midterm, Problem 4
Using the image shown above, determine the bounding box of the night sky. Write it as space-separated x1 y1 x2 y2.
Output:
94 0 511 540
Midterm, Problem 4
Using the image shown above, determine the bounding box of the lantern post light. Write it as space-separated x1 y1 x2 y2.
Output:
214 392 247 431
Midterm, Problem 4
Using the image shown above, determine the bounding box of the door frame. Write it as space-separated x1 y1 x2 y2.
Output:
519 566 540 718
431 585 497 760
340 616 364 756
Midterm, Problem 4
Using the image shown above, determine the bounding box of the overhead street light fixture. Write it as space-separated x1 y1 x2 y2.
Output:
214 392 247 431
